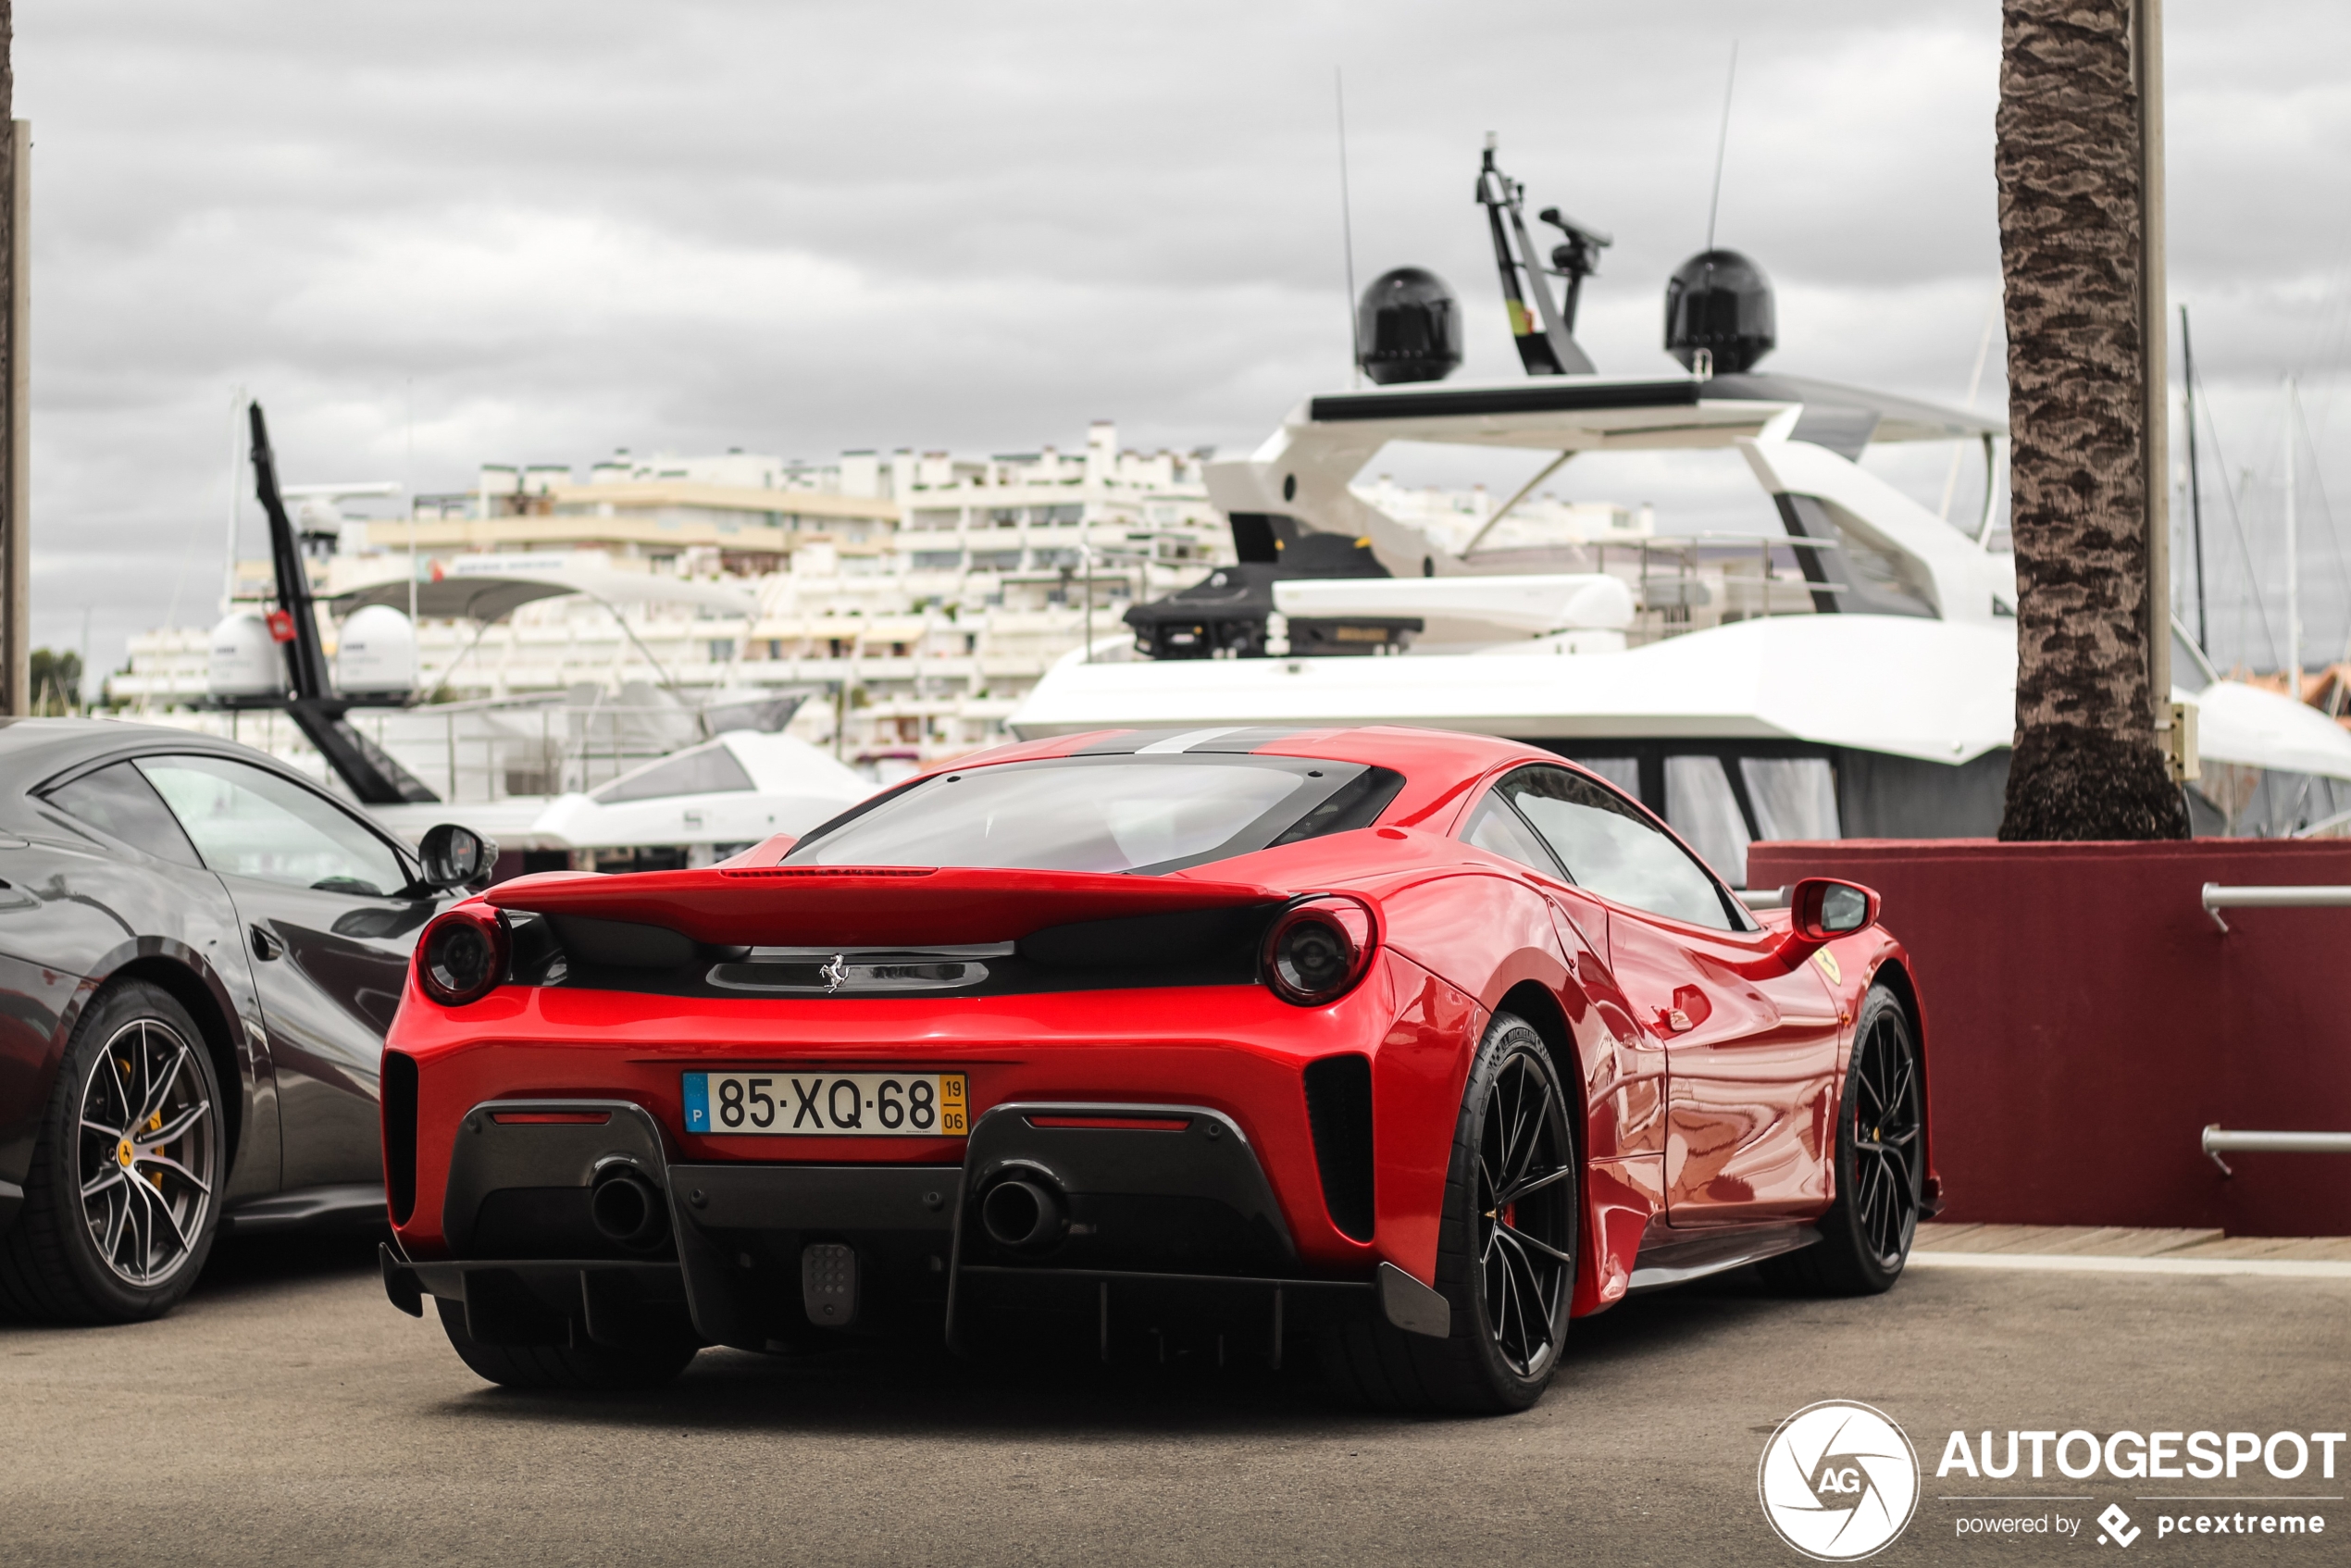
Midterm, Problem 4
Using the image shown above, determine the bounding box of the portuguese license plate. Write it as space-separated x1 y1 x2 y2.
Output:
682 1071 968 1138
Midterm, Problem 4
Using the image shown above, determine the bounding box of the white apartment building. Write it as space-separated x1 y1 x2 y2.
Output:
111 421 1233 788
896 421 1220 580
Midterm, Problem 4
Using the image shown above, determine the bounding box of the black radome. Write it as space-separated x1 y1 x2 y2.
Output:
1357 267 1462 385
1664 249 1775 375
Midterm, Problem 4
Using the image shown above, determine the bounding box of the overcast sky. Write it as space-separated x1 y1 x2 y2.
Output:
18 0 2351 678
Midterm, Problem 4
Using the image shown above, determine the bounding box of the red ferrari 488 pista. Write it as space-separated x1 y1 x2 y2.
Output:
379 726 1934 1411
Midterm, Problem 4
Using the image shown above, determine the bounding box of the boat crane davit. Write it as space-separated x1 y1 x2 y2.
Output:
206 404 873 869
1016 139 2351 880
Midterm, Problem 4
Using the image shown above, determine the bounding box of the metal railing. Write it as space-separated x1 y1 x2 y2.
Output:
2196 882 2351 1171
2198 881 2351 933
2201 1126 2351 1176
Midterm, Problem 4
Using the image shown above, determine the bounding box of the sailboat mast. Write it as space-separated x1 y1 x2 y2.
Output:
2180 306 2207 651
2285 373 2301 698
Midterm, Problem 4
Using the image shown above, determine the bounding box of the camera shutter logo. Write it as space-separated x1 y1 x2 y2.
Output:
1758 1400 1921 1561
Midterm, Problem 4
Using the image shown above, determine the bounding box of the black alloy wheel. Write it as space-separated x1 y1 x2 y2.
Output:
1474 1040 1577 1380
0 981 226 1323
1322 1011 1579 1412
1763 983 1922 1296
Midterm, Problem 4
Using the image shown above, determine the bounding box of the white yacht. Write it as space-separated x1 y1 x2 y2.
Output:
1010 141 2351 879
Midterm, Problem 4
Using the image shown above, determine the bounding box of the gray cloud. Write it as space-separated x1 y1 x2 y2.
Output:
16 0 2351 678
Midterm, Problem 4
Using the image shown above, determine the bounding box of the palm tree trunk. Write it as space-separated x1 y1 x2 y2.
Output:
1996 0 2187 840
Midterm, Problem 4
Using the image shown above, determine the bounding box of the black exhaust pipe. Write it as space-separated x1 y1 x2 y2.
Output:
589 1166 669 1248
979 1176 1068 1251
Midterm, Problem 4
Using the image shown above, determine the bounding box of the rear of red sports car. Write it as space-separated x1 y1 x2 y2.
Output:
385 725 1936 1404
380 728 1523 1394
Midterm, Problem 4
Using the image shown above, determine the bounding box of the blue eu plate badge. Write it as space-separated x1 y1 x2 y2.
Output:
682 1073 712 1133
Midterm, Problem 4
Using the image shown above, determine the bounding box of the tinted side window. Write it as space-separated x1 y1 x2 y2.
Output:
44 761 203 867
1460 793 1567 880
1499 766 1739 931
139 755 409 897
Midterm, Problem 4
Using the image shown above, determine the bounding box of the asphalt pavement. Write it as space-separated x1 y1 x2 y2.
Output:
2 1233 2345 1566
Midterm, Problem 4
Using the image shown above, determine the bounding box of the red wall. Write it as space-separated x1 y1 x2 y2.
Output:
1748 839 2351 1238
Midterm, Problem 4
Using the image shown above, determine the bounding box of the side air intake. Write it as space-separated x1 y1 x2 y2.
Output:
382 1051 418 1225
1302 1054 1375 1241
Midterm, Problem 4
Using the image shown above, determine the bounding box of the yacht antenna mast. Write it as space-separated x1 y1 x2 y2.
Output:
1336 68 1361 387
1705 42 1738 254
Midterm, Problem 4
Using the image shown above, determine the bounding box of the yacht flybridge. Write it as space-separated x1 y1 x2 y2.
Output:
1012 138 2351 876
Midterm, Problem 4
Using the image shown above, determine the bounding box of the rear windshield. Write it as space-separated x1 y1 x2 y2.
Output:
784 755 1399 875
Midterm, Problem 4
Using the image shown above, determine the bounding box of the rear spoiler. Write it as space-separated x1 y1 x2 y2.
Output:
486 865 1287 948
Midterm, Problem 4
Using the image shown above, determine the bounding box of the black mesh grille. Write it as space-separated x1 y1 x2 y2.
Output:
381 1051 418 1225
1302 1054 1375 1241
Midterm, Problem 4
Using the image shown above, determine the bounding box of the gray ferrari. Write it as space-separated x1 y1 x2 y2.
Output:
0 718 490 1323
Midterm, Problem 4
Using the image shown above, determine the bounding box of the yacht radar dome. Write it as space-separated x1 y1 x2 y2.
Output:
1356 267 1462 384
1664 248 1775 375
334 604 418 697
206 610 286 701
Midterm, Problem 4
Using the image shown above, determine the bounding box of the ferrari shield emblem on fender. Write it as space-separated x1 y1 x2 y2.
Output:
1813 949 1842 985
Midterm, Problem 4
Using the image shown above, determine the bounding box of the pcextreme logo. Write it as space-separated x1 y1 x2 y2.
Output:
1759 1400 1922 1561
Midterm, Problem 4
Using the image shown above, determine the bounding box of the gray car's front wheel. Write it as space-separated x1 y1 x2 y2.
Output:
0 980 226 1324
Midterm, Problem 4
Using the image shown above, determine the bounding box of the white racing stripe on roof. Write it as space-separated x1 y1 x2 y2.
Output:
1135 727 1250 754
1909 1251 2351 1279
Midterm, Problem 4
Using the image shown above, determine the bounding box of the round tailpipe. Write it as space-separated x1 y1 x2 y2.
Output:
589 1166 669 1248
979 1176 1068 1251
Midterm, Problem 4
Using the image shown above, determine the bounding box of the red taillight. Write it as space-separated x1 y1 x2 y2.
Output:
1263 895 1377 1006
416 908 511 1006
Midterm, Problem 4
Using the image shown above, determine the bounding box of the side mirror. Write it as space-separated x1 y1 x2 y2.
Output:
418 823 499 891
1785 877 1880 947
